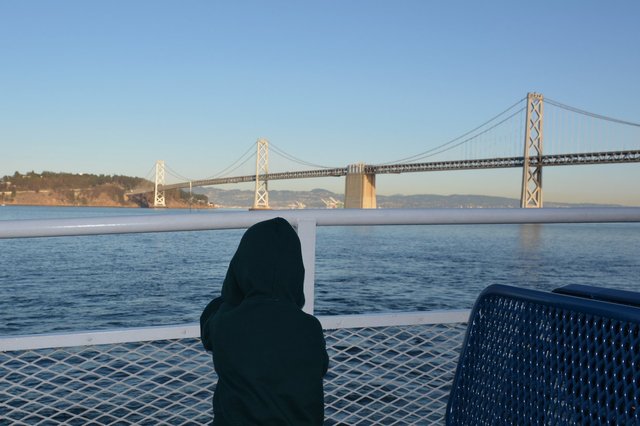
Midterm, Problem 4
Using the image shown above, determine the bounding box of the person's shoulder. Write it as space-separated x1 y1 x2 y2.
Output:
200 297 225 325
298 311 324 331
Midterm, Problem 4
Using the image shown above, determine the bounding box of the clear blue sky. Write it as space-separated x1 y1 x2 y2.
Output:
1 1 639 205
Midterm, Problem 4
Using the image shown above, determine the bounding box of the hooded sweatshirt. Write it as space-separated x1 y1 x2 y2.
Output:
200 217 329 426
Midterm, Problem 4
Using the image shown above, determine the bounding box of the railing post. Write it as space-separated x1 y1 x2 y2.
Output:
296 218 317 314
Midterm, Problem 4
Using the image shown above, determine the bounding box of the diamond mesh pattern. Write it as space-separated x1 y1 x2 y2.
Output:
447 290 640 425
0 339 214 425
1 322 466 425
324 323 466 426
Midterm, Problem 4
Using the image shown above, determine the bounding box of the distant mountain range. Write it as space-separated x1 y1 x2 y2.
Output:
195 187 620 209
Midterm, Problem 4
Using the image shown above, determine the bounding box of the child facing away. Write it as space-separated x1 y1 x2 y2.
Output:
200 217 329 425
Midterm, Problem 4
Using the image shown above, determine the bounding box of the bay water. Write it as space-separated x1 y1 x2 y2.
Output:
1 205 639 336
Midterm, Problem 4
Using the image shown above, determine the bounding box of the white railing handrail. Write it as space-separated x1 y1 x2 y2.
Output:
2 207 638 348
2 207 640 239
0 310 471 352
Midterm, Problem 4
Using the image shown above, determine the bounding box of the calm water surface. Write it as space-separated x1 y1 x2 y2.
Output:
1 206 639 335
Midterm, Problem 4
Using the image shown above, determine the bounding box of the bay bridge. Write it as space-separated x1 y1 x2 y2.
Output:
129 93 640 209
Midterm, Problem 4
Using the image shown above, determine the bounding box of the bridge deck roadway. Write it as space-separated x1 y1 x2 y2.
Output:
130 149 640 194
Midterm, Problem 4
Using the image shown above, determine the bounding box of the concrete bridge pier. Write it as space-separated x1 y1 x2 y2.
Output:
344 163 377 209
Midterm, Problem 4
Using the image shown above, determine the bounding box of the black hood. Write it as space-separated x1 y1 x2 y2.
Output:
221 217 305 308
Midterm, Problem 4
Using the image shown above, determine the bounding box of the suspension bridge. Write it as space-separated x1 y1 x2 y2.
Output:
128 93 640 209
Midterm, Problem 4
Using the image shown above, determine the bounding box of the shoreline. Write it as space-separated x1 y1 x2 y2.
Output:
1 202 216 210
0 199 216 210
1 187 214 210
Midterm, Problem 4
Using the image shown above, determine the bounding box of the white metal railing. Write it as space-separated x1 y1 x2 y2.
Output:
0 310 470 352
2 207 640 314
3 207 640 239
1 207 640 424
0 312 470 424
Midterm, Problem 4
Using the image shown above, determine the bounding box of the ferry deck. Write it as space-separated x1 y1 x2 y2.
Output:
1 207 639 425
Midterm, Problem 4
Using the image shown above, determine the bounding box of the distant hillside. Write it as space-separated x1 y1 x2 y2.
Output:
1 171 208 208
196 187 620 209
2 171 620 209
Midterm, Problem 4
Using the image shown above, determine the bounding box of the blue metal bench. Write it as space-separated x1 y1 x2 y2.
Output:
553 284 640 308
446 284 640 425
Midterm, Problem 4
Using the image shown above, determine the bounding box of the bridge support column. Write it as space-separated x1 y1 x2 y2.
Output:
520 93 544 208
154 160 166 208
344 163 377 209
252 138 271 210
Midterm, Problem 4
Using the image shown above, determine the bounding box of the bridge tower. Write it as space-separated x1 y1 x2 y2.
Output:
154 160 166 208
344 163 377 209
520 93 544 208
252 138 270 210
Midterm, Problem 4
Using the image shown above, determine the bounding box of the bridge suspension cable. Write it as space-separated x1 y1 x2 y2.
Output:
156 142 259 185
380 97 527 165
201 142 256 179
428 108 525 160
142 163 157 183
164 163 194 183
544 97 640 155
545 98 640 128
269 142 335 169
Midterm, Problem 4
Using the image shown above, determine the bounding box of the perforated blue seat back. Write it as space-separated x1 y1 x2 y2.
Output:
446 284 640 426
554 284 640 308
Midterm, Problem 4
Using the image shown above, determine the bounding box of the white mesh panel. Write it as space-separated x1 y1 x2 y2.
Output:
1 323 466 424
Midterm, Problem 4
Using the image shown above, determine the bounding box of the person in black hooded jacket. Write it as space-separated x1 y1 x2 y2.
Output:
200 217 329 425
